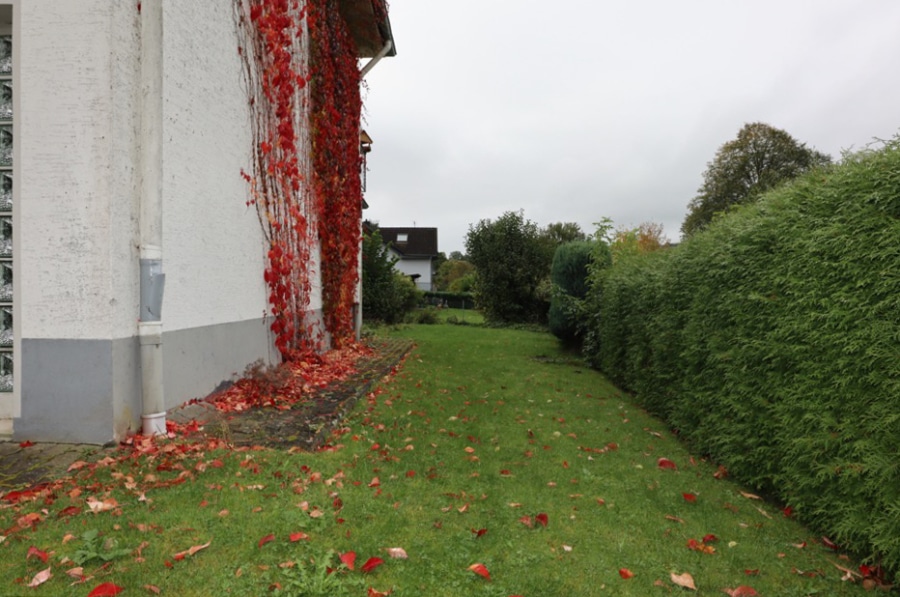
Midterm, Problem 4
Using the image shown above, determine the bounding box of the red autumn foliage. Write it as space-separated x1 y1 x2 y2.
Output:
468 563 491 581
361 557 384 573
236 0 365 354
87 583 125 597
26 546 49 563
340 551 357 570
258 534 275 548
657 457 678 470
619 568 635 579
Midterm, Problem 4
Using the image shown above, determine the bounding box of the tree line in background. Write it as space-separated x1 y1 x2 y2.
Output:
363 121 833 331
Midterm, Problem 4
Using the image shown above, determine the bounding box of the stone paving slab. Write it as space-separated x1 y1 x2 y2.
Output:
0 441 107 493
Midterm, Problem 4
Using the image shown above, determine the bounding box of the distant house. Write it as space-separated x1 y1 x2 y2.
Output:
378 227 439 291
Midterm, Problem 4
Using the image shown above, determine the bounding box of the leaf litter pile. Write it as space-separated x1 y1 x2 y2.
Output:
0 326 882 595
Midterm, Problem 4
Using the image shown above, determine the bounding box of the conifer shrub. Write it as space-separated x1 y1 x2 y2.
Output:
548 241 594 343
584 138 900 576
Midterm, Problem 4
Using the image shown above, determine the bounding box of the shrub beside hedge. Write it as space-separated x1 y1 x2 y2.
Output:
548 241 594 343
584 139 900 574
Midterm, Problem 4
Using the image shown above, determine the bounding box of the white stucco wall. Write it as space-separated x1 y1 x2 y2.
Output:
160 2 271 332
18 1 141 341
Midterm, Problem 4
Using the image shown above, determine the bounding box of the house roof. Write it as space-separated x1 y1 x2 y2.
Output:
340 0 397 58
378 227 439 258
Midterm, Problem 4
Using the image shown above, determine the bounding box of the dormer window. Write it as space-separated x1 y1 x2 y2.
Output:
396 233 408 243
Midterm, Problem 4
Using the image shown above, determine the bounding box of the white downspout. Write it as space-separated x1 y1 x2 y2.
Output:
355 40 393 339
359 40 392 79
139 0 166 435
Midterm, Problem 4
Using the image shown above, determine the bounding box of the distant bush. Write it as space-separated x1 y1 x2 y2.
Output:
362 229 421 324
548 241 594 343
584 139 900 575
407 307 440 325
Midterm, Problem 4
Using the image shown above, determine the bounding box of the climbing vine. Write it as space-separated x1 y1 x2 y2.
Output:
235 0 373 356
308 0 363 347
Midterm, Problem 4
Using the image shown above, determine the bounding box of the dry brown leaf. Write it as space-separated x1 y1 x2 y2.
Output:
754 506 773 519
671 571 697 590
28 567 52 588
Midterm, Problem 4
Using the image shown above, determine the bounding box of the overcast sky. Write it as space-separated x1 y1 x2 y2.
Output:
360 1 900 256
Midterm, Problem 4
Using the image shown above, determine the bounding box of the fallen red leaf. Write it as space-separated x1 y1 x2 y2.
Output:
58 505 80 518
340 551 357 570
143 585 162 595
26 546 49 563
744 569 760 576
361 557 384 573
535 512 548 527
87 582 125 597
702 534 718 543
289 532 309 542
368 588 392 597
471 528 487 538
468 563 491 581
682 493 697 503
658 458 678 470
619 568 634 579
723 587 758 597
258 534 275 549
368 477 380 488
821 536 839 550
518 515 533 528
19 440 34 448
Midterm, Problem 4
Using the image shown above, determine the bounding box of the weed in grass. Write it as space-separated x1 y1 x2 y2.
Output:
68 528 133 566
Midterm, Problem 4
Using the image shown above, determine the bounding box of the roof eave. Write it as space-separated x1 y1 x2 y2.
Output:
339 0 397 58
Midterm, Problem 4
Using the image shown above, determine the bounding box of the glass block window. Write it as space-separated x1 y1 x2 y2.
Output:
0 32 11 393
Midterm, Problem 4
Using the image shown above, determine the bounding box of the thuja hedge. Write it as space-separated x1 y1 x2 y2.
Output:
586 139 900 572
549 240 594 342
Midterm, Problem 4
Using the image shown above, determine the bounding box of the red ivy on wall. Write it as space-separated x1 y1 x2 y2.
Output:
308 0 363 347
235 0 370 357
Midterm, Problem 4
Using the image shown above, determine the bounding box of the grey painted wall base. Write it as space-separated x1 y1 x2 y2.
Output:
13 314 292 444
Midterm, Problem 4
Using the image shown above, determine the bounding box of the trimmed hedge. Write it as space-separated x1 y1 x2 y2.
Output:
584 139 900 574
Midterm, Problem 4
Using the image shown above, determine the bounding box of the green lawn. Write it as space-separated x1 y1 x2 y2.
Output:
0 323 871 596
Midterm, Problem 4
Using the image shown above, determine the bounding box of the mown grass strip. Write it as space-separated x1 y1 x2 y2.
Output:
0 324 872 595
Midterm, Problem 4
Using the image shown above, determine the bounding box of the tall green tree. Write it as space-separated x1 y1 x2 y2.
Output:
541 222 587 245
435 258 475 292
465 211 551 323
681 122 831 236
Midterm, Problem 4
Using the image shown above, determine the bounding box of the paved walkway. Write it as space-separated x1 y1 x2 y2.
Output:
0 337 413 496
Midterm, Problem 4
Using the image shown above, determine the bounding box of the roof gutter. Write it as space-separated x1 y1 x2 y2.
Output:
359 39 393 78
